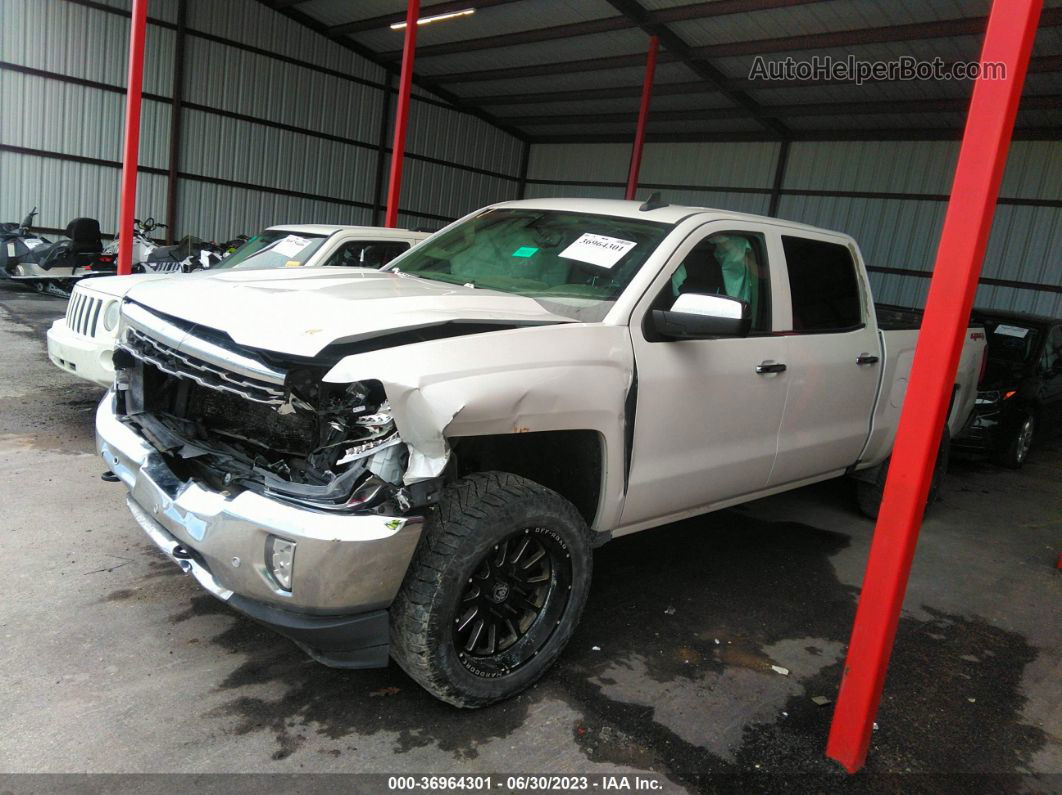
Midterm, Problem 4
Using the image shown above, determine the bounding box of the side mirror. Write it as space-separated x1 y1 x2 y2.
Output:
651 292 751 340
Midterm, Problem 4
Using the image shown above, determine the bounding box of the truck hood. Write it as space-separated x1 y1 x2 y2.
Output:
79 272 173 298
123 267 574 357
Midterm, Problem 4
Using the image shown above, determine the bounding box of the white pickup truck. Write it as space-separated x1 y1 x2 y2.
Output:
96 198 985 707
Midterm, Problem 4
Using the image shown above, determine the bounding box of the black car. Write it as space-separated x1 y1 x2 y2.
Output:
953 309 1062 467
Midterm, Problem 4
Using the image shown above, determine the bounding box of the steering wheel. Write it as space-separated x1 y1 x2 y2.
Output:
134 217 166 233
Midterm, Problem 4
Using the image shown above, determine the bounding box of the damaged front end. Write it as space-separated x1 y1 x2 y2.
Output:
114 302 438 516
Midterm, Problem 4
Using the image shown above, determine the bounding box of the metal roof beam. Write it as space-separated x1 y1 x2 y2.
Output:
378 0 826 60
603 0 789 137
430 8 1062 84
257 0 528 142
698 7 1062 58
466 54 1062 105
498 94 1062 126
529 127 1062 144
326 0 524 37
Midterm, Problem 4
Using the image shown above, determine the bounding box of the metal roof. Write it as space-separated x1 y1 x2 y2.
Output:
266 0 1062 142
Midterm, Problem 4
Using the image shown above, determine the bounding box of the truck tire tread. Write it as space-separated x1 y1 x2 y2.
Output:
390 471 592 708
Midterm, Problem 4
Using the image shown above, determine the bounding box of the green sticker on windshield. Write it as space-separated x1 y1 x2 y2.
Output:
512 246 538 258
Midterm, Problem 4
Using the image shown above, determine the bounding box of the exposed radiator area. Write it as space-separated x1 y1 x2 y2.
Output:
121 326 286 405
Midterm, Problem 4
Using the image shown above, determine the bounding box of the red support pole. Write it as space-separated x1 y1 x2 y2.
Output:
384 0 420 228
625 35 658 201
117 0 148 276
826 0 1042 774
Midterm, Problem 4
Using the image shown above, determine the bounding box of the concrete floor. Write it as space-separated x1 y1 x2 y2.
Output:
1 280 1059 791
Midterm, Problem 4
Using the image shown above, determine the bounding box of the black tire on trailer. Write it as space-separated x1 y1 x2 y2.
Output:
389 471 592 708
856 427 951 520
993 413 1035 469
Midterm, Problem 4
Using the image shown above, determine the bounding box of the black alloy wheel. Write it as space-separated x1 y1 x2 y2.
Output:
453 528 572 677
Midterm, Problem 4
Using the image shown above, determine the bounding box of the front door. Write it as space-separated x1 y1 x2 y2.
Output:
620 223 789 530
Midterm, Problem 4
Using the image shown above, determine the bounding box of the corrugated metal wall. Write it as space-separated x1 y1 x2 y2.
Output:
526 139 1062 316
1 0 523 242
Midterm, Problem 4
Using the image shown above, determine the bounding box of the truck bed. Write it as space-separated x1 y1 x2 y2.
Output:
875 303 925 331
857 318 986 469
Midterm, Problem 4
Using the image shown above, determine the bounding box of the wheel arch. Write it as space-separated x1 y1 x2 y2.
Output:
450 430 606 532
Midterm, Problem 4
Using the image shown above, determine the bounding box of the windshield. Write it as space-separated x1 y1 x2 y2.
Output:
982 318 1040 364
213 230 328 270
386 208 672 321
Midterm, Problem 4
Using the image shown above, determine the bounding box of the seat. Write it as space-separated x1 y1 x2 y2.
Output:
64 218 103 255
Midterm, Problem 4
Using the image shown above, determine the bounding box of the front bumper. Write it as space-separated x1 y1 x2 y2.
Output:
47 319 115 388
96 392 424 667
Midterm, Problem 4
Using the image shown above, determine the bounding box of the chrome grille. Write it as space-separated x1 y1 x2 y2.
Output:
121 327 286 405
65 292 103 338
147 260 183 273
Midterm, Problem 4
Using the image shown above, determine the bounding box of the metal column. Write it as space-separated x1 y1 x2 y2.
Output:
825 0 1043 773
165 0 186 243
384 0 420 228
625 35 658 201
117 0 148 275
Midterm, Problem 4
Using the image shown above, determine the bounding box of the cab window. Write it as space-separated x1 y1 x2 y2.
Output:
323 241 410 269
649 231 771 333
782 236 862 332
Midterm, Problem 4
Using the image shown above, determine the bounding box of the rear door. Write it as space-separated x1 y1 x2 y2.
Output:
767 234 882 486
620 221 789 529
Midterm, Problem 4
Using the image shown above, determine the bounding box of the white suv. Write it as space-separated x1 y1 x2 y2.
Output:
47 224 430 387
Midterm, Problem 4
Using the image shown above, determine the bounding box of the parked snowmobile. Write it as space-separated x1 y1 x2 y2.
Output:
98 216 159 273
137 233 224 273
1 208 113 295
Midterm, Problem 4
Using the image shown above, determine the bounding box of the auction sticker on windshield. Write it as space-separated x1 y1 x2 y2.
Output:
559 233 636 269
271 235 311 258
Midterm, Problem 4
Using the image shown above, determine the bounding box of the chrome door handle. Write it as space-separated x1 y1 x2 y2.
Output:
856 353 880 365
756 361 787 374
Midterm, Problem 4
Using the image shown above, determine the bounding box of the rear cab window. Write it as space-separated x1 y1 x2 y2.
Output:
781 236 863 333
322 240 410 269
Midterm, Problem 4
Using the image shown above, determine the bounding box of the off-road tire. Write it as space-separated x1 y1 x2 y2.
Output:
993 414 1035 469
856 428 950 520
390 471 592 708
